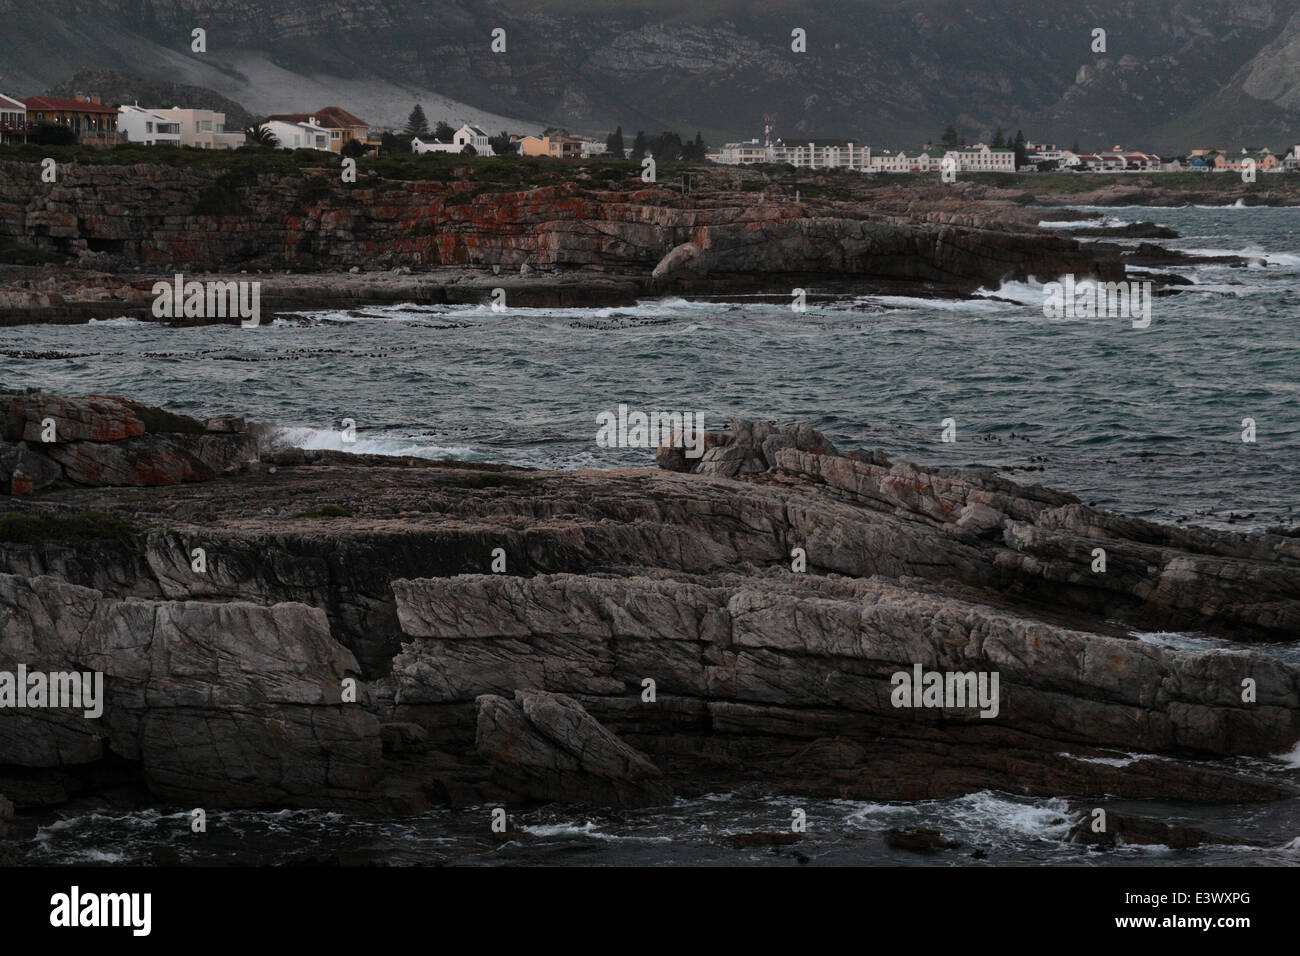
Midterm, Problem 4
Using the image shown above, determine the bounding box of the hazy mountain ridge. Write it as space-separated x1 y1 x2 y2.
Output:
2 0 1299 149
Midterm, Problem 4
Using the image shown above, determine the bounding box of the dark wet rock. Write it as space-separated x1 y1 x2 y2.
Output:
727 831 804 848
1065 811 1257 850
886 827 961 852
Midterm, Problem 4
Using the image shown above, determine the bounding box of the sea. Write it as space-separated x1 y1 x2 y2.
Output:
4 203 1299 865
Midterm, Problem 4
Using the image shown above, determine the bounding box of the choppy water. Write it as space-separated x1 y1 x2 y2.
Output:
2 206 1297 529
22 789 1300 867
5 205 1300 865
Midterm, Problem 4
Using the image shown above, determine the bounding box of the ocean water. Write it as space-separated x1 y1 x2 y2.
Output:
4 205 1300 865
22 790 1300 867
2 207 1298 530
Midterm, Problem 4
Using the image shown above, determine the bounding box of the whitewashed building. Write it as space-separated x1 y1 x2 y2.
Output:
944 144 1016 172
264 119 332 150
117 105 182 146
153 108 245 149
767 139 870 170
0 92 26 143
412 124 495 156
870 149 938 173
717 139 770 164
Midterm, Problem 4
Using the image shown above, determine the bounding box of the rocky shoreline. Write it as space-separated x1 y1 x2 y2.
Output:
2 390 1297 854
2 161 1283 325
0 162 1160 325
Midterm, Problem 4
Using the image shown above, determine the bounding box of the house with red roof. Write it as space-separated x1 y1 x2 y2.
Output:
263 106 371 152
21 95 120 145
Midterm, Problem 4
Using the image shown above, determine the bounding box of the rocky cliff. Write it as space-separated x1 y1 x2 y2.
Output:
2 392 1297 822
0 160 1124 322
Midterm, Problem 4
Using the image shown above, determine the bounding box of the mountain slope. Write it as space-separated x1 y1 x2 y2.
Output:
2 0 1297 150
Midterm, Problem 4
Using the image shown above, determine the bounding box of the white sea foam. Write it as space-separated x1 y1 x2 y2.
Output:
1270 740 1300 769
86 315 150 326
273 425 475 460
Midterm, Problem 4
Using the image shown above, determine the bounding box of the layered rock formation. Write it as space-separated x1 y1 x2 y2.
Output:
0 161 1124 323
1 388 258 493
1 394 1297 822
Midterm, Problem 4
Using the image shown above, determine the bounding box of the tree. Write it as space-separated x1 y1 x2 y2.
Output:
461 143 477 156
434 121 455 141
606 125 625 158
404 104 430 138
341 137 366 158
940 124 959 149
631 130 647 161
382 130 413 154
488 131 517 155
685 131 706 161
244 123 278 148
992 127 1006 148
1012 129 1027 169
1071 139 1081 154
30 121 78 146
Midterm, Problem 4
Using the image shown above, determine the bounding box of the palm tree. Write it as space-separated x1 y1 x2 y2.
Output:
245 123 279 148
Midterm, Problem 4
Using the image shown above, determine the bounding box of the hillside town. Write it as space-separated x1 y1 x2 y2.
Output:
1 91 1298 176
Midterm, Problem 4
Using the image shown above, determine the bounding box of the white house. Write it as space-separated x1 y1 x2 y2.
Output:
579 138 607 158
1284 146 1300 171
153 108 245 149
264 118 332 150
0 92 26 143
117 104 182 146
412 123 495 156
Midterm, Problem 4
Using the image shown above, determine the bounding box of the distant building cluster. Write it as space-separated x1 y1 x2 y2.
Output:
712 128 1300 175
3 91 1298 177
0 90 378 153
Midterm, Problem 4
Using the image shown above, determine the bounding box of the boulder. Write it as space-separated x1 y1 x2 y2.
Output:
4 394 145 443
886 827 961 852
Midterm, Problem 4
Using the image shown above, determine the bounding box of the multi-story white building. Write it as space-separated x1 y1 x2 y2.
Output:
943 144 1016 172
767 139 870 170
153 108 245 149
870 149 938 172
717 139 770 164
117 104 182 146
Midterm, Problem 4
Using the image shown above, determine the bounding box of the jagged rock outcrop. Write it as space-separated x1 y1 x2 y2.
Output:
475 690 672 807
1 397 1297 814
